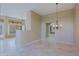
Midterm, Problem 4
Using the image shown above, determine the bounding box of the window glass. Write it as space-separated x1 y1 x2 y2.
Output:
9 24 16 34
0 24 2 35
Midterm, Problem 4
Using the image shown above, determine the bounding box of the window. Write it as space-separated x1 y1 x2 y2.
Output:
0 16 25 38
9 24 16 34
0 24 2 35
16 25 22 30
8 23 23 36
0 22 4 38
50 24 55 34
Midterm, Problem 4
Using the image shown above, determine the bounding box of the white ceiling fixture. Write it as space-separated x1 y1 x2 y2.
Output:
0 3 76 19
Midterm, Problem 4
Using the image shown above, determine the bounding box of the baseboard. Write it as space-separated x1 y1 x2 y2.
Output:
55 41 74 45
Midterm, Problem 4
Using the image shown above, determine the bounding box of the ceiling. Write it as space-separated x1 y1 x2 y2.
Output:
0 3 76 19
32 3 76 15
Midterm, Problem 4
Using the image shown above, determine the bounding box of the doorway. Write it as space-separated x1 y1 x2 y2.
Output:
46 23 56 43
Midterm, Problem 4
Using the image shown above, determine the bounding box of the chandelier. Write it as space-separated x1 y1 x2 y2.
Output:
50 3 62 30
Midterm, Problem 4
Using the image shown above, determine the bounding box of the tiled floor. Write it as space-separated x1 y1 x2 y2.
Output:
0 39 79 56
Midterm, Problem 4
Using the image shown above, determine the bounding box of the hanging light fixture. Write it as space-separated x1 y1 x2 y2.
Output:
50 3 62 30
56 3 59 29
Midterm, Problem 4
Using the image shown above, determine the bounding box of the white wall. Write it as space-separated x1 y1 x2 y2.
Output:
31 11 41 40
26 11 41 40
25 11 32 31
75 4 79 49
41 9 75 45
16 11 41 49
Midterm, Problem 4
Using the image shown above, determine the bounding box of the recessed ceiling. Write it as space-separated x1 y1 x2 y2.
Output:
0 3 76 19
32 3 76 15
